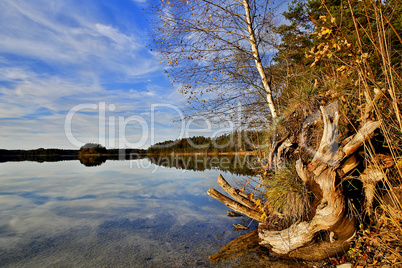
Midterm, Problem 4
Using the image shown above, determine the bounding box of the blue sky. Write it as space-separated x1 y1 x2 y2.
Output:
0 0 289 150
0 0 197 149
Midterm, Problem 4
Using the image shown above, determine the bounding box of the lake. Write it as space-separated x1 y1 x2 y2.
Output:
0 157 303 267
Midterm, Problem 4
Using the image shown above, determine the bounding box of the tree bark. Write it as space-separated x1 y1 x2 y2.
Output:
207 188 263 221
208 104 382 261
242 0 277 120
258 108 381 260
217 174 258 209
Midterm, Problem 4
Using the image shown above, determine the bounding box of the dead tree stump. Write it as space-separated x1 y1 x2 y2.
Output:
208 105 382 260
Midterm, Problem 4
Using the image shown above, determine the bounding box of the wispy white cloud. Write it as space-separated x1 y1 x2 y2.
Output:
131 0 147 3
0 0 159 78
0 0 193 149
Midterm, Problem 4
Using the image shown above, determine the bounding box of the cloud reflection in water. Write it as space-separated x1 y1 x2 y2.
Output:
0 160 249 267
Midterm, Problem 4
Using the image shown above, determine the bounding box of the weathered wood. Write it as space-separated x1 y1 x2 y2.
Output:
288 213 356 260
258 119 380 259
259 168 354 257
274 138 293 170
217 174 258 210
259 106 356 259
342 121 381 156
207 188 263 221
309 106 342 171
208 104 382 261
338 154 360 178
360 166 385 213
209 230 260 264
300 102 339 157
295 159 309 183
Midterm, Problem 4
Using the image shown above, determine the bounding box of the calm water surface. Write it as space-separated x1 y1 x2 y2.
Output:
0 159 267 267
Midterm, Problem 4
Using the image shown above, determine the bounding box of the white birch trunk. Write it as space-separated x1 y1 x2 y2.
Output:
242 0 277 120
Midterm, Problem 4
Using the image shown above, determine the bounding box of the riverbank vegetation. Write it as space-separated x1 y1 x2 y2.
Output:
151 0 401 265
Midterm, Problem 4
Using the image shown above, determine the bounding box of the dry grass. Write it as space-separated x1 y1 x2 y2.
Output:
259 0 402 263
320 0 402 264
261 164 311 227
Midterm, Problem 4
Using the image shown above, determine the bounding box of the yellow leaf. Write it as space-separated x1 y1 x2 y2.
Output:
361 53 369 59
322 28 332 35
396 159 402 169
337 66 347 72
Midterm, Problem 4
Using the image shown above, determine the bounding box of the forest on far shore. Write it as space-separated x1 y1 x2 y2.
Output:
0 145 146 163
147 131 264 155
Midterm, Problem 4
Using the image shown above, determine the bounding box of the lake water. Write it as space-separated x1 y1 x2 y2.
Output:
0 158 307 267
0 158 253 267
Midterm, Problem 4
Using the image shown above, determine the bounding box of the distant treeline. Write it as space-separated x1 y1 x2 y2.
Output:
78 143 146 156
0 148 78 157
0 145 146 163
0 148 78 163
147 131 265 155
0 131 265 163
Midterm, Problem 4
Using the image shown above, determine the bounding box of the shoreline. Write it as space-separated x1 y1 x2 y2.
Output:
146 151 257 156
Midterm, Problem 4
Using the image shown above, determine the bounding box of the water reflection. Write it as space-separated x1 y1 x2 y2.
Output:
0 159 311 267
78 155 108 167
0 153 260 175
148 154 259 176
0 160 262 267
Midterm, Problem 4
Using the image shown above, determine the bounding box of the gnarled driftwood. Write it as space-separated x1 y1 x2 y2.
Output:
208 104 383 261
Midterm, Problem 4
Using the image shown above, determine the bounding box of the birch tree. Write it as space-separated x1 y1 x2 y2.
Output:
150 0 279 123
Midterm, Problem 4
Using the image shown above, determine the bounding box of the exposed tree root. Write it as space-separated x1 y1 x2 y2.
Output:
208 104 385 261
